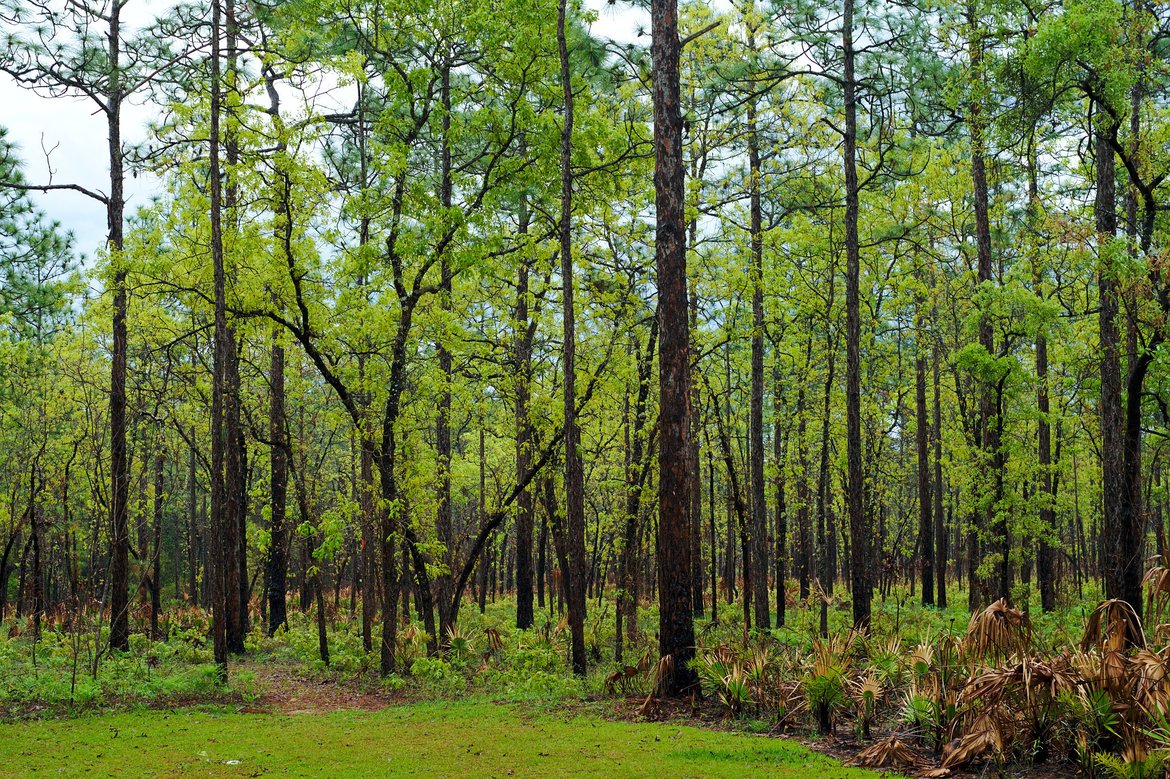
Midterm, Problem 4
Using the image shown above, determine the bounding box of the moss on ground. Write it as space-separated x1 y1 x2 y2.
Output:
0 699 892 777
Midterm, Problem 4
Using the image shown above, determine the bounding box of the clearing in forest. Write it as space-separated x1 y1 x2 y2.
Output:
0 699 890 778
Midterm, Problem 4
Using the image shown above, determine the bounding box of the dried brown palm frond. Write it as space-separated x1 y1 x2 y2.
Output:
605 664 644 696
635 692 660 718
1082 599 1145 653
1019 655 1080 703
964 598 1031 659
767 679 806 725
853 670 884 702
1104 649 1132 696
866 633 902 659
1129 648 1170 715
1071 649 1105 686
940 712 1004 770
852 736 919 769
484 627 504 653
650 654 674 698
1144 563 1170 626
910 643 935 676
959 665 1014 708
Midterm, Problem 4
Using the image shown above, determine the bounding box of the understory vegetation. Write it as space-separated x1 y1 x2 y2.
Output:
10 578 1170 777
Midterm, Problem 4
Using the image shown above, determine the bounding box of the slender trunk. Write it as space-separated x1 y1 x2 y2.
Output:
151 450 164 639
208 0 229 678
267 339 289 635
107 0 130 655
916 308 934 607
796 385 811 600
747 79 769 631
435 60 456 644
816 341 835 636
515 196 535 630
478 425 488 614
773 362 786 626
932 328 947 608
221 0 246 653
557 0 587 676
843 0 870 629
187 443 198 607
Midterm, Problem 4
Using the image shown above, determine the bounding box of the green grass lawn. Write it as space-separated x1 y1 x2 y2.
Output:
0 700 892 777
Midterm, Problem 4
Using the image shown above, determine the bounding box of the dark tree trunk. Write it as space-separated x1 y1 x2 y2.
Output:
537 513 547 609
557 0 587 677
187 443 198 607
842 0 871 630
652 0 698 695
1096 115 1135 621
477 425 488 615
747 83 769 631
514 197 535 630
816 341 835 635
208 0 229 678
106 0 130 656
267 340 289 636
221 0 246 654
916 310 934 607
932 328 947 608
151 450 164 639
708 445 718 622
773 362 786 626
796 386 811 600
689 284 704 617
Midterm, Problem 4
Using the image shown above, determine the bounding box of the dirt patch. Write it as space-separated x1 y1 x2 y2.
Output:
242 662 403 714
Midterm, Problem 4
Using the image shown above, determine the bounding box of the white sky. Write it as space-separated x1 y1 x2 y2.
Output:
0 0 650 260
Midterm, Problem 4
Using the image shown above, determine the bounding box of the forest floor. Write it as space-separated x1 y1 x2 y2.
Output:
0 689 893 778
0 592 1099 777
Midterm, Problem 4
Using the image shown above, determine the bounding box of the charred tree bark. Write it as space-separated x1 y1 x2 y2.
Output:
266 339 289 636
105 0 130 656
747 80 769 631
652 0 698 695
842 0 871 630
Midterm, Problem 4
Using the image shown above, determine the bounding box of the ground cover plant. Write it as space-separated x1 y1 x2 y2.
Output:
0 700 891 778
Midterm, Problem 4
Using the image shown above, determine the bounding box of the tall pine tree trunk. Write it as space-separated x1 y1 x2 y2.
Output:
652 0 697 695
843 0 871 629
557 0 587 676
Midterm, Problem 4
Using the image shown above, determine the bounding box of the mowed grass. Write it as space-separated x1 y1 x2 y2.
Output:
0 700 891 777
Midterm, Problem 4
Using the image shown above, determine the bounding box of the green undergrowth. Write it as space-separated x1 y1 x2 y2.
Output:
0 699 893 778
0 583 1101 717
